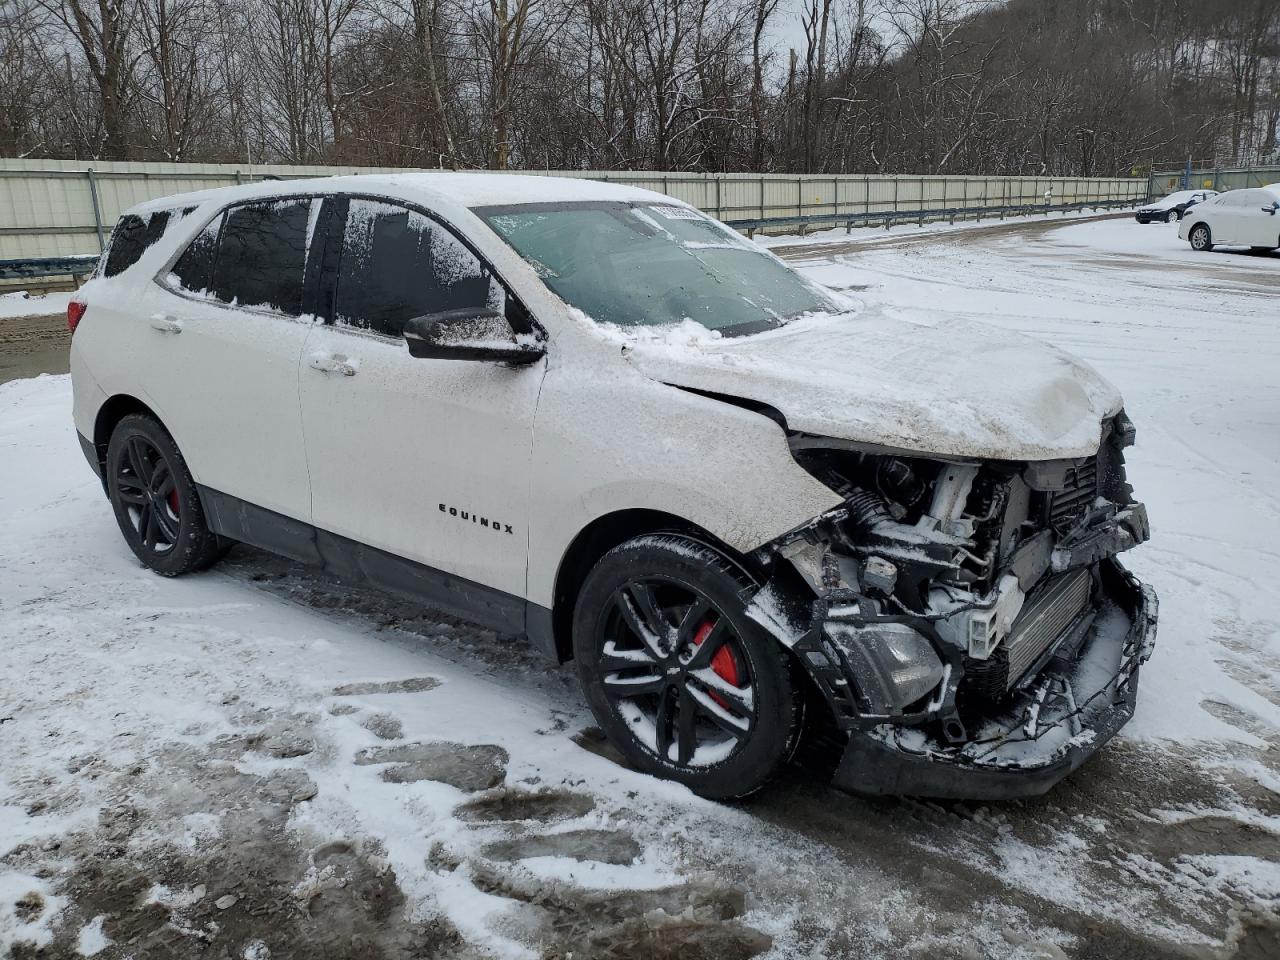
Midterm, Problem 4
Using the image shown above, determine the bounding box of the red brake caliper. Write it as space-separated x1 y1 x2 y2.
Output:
168 489 180 516
692 618 741 709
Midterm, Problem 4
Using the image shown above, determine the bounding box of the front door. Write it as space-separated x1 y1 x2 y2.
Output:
298 197 546 619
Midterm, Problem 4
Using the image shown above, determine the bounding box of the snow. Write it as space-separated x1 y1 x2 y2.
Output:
619 307 1123 461
0 289 71 319
2 213 1278 958
75 914 110 955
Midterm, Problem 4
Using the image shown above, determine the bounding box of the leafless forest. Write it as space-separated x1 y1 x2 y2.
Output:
1 0 1277 175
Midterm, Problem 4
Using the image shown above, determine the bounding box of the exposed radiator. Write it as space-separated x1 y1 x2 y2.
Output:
1048 456 1099 532
1004 568 1093 686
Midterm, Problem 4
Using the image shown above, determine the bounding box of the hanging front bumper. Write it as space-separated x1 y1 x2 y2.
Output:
830 560 1157 800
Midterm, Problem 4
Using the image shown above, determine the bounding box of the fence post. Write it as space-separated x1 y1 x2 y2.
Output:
86 168 105 252
714 175 722 220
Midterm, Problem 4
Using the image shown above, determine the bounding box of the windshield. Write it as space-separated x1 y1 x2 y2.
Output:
474 201 839 336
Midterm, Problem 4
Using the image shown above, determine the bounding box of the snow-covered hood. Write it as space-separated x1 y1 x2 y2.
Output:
620 312 1123 461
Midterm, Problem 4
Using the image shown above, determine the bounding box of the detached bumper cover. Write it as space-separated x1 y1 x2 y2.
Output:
831 560 1157 800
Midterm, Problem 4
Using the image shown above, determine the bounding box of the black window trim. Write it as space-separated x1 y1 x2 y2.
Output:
151 192 326 323
316 191 544 344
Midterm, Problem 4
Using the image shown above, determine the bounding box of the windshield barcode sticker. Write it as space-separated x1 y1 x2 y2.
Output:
652 205 705 221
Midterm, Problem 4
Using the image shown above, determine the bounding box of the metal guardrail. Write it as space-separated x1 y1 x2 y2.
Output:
724 197 1141 235
0 255 98 281
2 198 1142 282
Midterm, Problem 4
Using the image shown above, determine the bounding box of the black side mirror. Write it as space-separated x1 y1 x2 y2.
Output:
1265 203 1279 215
403 309 546 364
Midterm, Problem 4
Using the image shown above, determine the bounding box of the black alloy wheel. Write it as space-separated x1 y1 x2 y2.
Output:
106 414 229 575
598 576 755 768
574 534 803 800
115 433 181 554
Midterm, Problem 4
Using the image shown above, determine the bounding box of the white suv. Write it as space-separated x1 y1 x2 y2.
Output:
70 174 1157 800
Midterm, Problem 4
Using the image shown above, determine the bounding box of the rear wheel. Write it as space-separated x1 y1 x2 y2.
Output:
1165 209 1179 223
106 414 228 576
573 534 803 800
1189 224 1213 251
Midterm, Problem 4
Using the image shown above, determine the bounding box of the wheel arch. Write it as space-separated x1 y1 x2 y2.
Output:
92 394 164 487
538 508 758 663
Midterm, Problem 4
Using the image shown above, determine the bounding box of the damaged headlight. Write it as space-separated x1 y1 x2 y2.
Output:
825 621 945 715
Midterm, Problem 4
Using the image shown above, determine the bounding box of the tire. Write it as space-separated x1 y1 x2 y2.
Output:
106 414 229 576
1189 223 1213 251
1165 209 1179 223
573 534 803 800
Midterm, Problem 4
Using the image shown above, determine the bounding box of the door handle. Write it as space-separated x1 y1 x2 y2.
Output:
308 353 358 377
149 314 182 334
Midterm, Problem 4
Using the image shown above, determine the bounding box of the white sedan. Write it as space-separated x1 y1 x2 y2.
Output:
1179 186 1280 252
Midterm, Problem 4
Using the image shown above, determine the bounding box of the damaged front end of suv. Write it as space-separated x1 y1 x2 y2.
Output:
748 411 1157 799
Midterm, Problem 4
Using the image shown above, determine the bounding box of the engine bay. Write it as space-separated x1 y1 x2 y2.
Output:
748 411 1153 769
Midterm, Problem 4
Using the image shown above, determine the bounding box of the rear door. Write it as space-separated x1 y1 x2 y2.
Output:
1214 191 1257 244
142 197 319 522
298 196 546 613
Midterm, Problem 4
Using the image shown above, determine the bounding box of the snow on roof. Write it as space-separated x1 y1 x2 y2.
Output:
128 172 674 217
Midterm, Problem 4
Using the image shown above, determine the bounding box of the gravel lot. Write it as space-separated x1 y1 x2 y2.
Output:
1 215 1277 959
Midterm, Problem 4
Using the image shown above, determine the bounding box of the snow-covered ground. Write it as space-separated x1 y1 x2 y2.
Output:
2 214 1278 959
0 290 71 320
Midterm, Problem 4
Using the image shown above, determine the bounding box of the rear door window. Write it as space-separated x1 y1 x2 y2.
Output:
333 198 504 338
207 199 314 316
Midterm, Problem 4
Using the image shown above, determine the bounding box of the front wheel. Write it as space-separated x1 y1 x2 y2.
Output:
1165 209 1179 223
106 414 229 576
573 534 803 800
1189 224 1213 251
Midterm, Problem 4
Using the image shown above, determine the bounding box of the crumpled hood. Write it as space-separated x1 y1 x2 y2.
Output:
621 311 1123 461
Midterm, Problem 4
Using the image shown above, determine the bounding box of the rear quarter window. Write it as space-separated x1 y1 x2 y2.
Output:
102 207 192 278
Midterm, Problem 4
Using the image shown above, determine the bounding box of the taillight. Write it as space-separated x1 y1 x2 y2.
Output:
67 300 87 335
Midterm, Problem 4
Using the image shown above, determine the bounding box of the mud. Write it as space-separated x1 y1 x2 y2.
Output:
2 736 468 960
0 311 69 384
355 741 510 791
483 828 642 865
456 788 596 824
333 677 441 696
